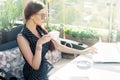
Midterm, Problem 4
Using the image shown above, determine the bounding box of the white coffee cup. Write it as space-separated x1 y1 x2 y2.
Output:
49 30 60 41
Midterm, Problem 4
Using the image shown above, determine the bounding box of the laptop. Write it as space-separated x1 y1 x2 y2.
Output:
92 42 120 64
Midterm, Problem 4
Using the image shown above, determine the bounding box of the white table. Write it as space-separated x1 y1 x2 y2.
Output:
49 42 120 80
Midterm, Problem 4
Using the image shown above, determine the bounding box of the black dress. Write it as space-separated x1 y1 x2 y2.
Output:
18 25 53 80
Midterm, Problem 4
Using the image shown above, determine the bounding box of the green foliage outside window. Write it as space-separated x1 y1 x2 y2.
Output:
0 0 22 30
78 28 99 40
63 25 100 41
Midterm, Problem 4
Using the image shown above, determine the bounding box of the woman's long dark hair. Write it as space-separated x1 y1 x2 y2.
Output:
24 1 55 51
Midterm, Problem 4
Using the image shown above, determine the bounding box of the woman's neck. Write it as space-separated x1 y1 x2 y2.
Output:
26 20 36 31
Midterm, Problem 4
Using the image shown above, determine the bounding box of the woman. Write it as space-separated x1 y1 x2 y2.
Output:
17 1 96 80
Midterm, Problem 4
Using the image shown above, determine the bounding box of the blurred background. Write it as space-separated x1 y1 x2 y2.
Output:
0 0 120 46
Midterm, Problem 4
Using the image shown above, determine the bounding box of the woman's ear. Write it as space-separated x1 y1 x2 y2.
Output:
30 15 35 19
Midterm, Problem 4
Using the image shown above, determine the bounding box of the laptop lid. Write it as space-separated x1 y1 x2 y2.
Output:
92 42 120 63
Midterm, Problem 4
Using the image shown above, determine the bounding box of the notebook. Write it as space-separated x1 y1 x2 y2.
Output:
92 42 120 64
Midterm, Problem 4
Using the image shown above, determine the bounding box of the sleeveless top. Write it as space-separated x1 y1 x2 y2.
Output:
18 25 53 80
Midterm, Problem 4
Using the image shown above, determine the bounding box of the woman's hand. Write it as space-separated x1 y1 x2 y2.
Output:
37 34 52 46
82 46 97 55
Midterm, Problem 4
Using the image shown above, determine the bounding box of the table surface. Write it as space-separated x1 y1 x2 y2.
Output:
49 42 120 80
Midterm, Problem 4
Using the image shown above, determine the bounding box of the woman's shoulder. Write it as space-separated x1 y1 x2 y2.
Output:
18 24 30 36
17 25 27 39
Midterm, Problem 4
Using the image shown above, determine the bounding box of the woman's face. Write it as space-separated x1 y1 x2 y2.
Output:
32 9 46 26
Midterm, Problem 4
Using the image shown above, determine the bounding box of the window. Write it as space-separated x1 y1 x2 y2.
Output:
48 0 119 42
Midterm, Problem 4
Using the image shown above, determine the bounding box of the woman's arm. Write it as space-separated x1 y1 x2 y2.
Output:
52 39 96 55
17 35 42 70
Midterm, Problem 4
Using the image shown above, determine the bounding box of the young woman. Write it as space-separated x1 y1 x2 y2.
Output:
17 1 96 80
